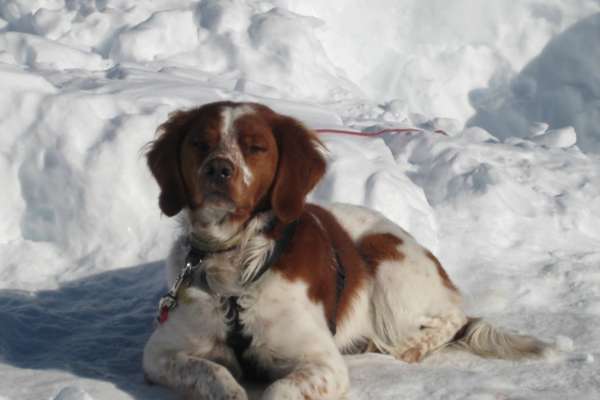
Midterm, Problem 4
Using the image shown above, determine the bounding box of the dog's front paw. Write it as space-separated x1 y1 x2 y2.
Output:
262 379 303 400
186 358 248 400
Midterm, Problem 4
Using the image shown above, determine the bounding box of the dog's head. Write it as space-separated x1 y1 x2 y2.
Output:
147 101 326 240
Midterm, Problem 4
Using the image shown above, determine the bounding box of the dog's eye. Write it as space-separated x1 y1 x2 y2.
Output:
248 145 267 154
191 139 210 153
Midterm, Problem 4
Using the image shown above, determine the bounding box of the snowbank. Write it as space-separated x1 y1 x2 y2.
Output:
287 0 600 123
469 13 600 153
1 1 600 399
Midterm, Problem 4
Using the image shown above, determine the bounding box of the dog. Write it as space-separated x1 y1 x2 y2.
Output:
142 101 553 400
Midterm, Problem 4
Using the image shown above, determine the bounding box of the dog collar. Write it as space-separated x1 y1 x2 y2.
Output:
155 220 298 325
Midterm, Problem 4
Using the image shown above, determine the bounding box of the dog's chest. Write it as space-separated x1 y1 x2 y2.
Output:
183 269 286 379
231 274 337 379
222 293 275 380
167 222 327 379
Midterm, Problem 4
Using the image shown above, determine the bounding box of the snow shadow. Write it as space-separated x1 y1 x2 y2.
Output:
468 12 600 153
0 261 172 399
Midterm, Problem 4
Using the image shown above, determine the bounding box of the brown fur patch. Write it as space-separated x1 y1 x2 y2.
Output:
357 233 405 273
270 205 370 330
147 108 200 216
306 205 371 327
269 117 326 223
425 250 458 292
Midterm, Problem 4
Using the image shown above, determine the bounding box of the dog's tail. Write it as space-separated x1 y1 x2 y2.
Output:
448 318 556 360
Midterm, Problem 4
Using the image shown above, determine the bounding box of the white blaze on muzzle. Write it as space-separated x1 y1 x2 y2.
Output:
217 104 256 187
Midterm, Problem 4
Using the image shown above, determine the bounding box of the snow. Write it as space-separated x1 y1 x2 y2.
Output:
1 0 599 399
529 126 578 148
469 12 600 153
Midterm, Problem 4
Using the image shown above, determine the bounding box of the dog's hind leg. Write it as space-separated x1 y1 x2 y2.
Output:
391 312 468 363
364 230 469 363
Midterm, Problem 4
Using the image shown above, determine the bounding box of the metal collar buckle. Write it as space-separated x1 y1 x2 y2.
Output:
156 250 203 324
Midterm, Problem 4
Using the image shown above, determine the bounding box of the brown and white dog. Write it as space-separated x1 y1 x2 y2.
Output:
142 101 553 400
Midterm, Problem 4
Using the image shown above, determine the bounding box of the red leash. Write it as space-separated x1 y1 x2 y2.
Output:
314 128 447 137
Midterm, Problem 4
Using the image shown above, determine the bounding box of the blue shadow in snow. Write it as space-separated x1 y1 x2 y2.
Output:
467 12 600 152
0 261 173 399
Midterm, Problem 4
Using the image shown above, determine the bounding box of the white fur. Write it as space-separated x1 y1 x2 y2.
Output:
237 212 276 284
142 283 246 398
144 202 551 399
184 207 242 244
220 105 255 186
449 318 556 359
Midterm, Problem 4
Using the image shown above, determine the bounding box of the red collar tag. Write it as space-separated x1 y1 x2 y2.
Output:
158 305 169 324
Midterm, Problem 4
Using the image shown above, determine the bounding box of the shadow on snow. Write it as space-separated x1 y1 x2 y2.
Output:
0 261 174 399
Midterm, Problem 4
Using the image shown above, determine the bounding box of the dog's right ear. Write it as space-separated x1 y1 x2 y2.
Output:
146 110 195 217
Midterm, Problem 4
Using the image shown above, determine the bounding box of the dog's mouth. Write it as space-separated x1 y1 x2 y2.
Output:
191 189 239 226
203 191 235 209
189 182 255 239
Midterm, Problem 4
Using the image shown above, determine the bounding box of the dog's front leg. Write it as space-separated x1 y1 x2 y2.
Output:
248 277 350 400
143 294 247 400
256 313 349 400
145 349 248 400
262 355 349 400
173 352 247 400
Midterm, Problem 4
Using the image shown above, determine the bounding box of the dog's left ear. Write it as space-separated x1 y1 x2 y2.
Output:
270 116 326 223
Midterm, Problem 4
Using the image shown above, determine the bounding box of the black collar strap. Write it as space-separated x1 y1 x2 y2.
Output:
156 219 299 325
329 251 346 335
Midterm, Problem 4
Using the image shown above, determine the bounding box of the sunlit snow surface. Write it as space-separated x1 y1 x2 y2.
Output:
1 1 600 399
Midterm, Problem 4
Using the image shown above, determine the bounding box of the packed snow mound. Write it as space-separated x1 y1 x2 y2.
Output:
385 130 600 283
3 0 600 132
469 13 600 153
1 1 600 399
287 0 600 122
1 0 360 101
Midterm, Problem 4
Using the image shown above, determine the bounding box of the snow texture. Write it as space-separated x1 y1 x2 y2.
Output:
1 0 600 399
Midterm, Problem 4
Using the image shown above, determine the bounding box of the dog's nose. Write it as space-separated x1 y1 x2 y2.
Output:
205 158 234 182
